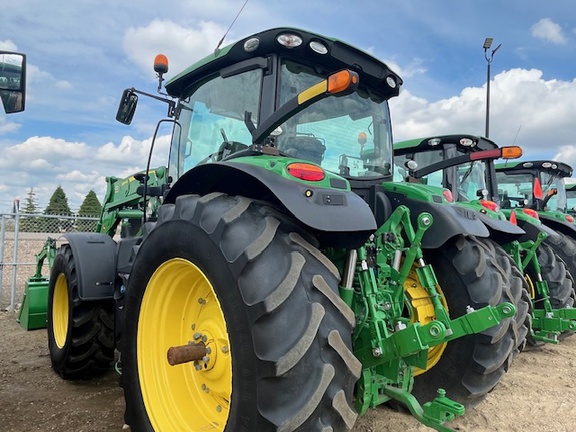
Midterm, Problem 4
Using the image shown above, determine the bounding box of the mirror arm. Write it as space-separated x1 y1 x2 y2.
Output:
128 87 176 117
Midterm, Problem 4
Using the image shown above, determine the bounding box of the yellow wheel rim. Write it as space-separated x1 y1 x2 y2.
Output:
138 258 232 431
52 273 69 349
404 266 449 376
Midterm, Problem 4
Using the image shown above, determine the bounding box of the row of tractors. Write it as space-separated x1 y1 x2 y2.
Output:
4 27 576 431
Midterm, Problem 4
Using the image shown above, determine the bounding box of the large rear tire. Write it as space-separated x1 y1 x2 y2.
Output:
416 235 528 406
47 245 115 379
529 243 575 309
121 193 361 432
543 230 576 283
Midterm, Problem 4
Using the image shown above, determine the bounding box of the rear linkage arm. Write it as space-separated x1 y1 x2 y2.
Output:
347 205 515 431
505 232 576 343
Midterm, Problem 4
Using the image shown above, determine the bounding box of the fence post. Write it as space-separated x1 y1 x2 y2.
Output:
0 215 5 309
9 206 20 312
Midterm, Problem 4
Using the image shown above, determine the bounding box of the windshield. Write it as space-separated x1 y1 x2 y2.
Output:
566 185 576 213
495 172 533 209
393 146 488 201
169 68 261 181
540 171 567 212
276 61 393 178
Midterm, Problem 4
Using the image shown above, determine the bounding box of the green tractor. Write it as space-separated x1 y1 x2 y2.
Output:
394 134 576 345
0 50 26 114
495 160 576 284
17 167 168 330
43 29 522 431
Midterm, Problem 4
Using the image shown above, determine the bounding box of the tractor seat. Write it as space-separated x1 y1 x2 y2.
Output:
499 190 512 209
281 136 326 165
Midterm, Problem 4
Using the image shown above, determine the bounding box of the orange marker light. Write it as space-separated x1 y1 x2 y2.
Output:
154 54 169 74
501 146 523 159
509 210 517 225
328 70 358 94
566 214 575 223
533 178 543 200
287 163 325 181
442 189 454 202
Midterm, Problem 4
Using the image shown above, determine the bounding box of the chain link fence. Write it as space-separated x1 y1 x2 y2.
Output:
0 211 99 311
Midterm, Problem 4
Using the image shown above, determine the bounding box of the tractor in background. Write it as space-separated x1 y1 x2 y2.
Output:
495 160 576 284
17 167 168 330
42 28 521 431
394 134 576 345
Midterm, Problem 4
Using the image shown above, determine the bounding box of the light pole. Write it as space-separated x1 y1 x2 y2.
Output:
483 37 501 138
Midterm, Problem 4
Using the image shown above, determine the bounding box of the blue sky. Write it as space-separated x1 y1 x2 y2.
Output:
1 0 576 212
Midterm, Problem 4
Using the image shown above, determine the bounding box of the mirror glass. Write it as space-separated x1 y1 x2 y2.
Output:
0 52 25 113
116 89 138 124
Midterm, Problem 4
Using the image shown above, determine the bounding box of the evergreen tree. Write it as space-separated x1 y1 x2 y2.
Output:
44 186 72 216
20 188 41 232
23 188 39 213
43 186 72 232
77 190 102 231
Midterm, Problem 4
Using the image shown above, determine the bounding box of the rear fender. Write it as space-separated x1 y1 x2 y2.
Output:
384 189 489 249
516 218 559 243
477 212 526 244
59 233 117 300
539 214 576 239
164 162 377 248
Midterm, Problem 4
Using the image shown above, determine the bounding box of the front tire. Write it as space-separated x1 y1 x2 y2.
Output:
417 235 528 405
47 245 115 379
121 193 361 432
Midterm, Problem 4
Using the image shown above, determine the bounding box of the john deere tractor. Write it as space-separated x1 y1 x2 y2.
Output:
43 29 522 431
394 134 576 345
495 160 576 284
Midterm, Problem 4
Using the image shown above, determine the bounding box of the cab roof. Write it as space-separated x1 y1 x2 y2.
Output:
495 160 574 177
394 134 498 155
165 27 402 99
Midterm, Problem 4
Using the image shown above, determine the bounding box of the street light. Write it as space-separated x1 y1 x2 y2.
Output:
483 37 501 138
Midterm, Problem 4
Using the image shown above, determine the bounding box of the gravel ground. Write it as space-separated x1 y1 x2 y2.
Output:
3 235 576 431
2 308 576 431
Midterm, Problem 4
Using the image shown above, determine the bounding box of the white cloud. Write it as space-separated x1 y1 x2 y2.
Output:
391 68 576 164
0 134 170 211
122 20 227 79
55 80 73 90
0 118 21 135
0 40 18 51
531 18 567 44
96 134 169 165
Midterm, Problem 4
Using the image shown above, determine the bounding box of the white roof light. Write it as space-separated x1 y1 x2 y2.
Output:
277 33 302 48
309 41 328 54
244 37 260 52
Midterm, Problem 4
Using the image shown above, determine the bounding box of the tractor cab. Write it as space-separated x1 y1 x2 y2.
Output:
495 160 574 223
0 51 26 114
118 28 400 189
394 134 522 216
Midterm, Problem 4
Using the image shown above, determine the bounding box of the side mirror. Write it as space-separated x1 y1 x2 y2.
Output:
116 89 139 125
0 51 26 114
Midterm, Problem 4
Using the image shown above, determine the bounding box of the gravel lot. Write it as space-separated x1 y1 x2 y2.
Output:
2 235 576 431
